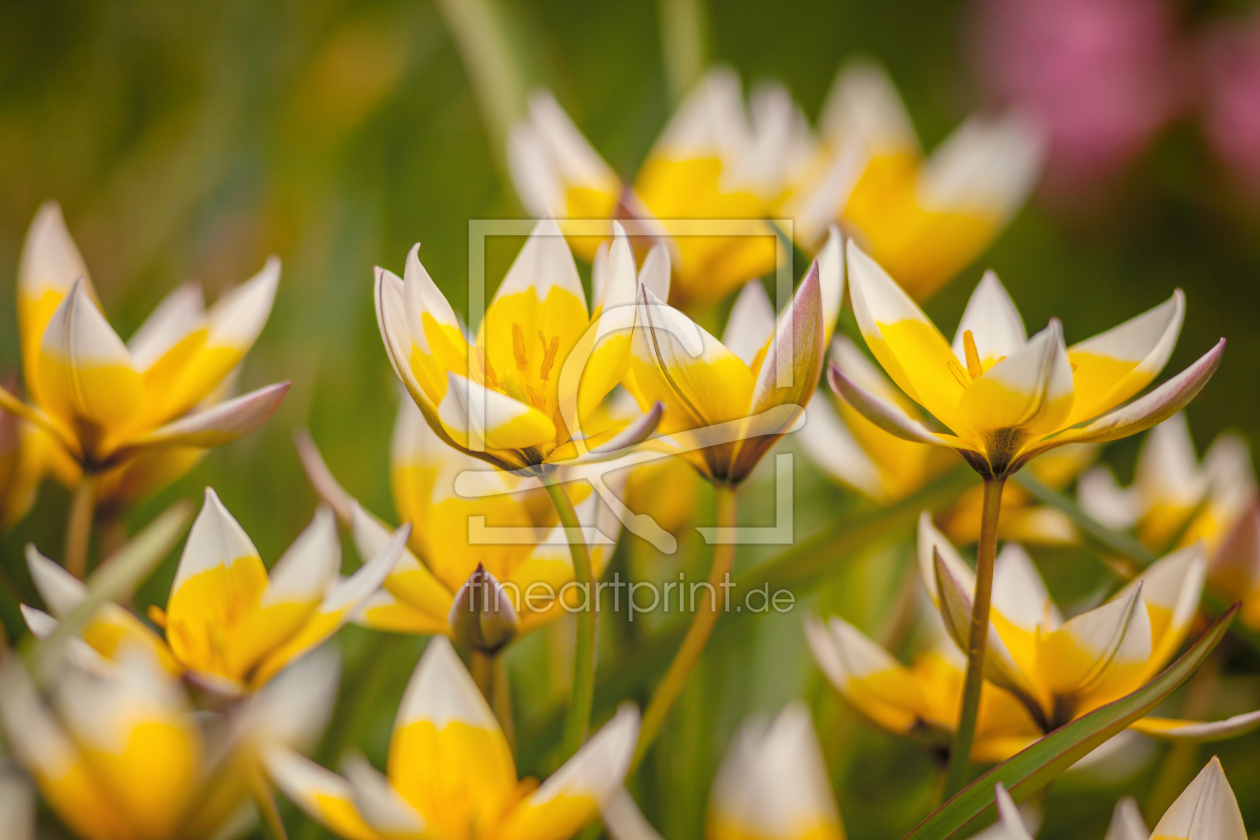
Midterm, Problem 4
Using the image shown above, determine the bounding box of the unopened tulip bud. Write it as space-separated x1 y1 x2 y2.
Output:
448 564 518 654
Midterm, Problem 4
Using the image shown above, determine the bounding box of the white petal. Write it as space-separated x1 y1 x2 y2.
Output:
818 59 917 152
395 636 499 731
1104 797 1149 840
508 120 564 216
526 90 619 190
918 511 977 602
722 281 776 368
1070 291 1185 380
238 646 342 752
951 271 1027 365
18 202 89 298
206 257 280 350
817 226 845 340
918 113 1045 218
262 507 341 608
493 217 585 310
991 543 1060 633
638 241 672 302
342 752 427 836
965 319 1072 430
1149 757 1246 840
41 278 135 370
827 363 943 446
798 393 884 498
993 783 1035 840
173 487 260 591
1078 467 1140 530
1135 413 1206 511
527 705 638 806
25 544 88 618
127 282 207 371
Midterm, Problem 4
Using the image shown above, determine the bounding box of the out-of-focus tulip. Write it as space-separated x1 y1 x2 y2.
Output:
297 414 627 637
510 68 815 307
993 756 1246 839
376 219 661 475
1080 413 1260 629
626 229 841 486
0 203 289 511
793 60 1042 300
805 516 1260 763
265 636 639 840
1201 13 1260 195
0 643 340 840
832 243 1223 479
603 703 844 840
972 0 1184 199
154 488 407 693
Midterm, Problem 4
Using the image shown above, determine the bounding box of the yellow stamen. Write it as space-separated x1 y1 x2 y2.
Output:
963 330 983 380
512 323 529 372
538 332 560 381
482 355 499 390
147 605 168 629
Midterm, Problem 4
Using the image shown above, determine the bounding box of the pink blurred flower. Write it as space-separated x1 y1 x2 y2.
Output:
1200 12 1260 195
973 0 1186 199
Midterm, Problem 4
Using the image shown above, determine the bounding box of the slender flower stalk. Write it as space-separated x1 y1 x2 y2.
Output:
544 474 598 757
63 474 96 578
943 475 1005 797
635 482 737 767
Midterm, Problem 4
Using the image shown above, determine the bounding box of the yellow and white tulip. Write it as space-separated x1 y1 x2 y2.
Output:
0 202 289 508
625 228 842 485
806 515 1260 763
0 640 340 840
154 488 407 692
832 244 1224 479
377 218 660 475
792 60 1043 300
265 635 639 840
510 68 815 306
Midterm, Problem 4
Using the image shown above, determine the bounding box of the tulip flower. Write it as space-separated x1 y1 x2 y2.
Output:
806 515 1260 765
509 68 815 306
791 60 1043 300
799 335 1096 544
265 636 639 840
993 756 1246 840
832 241 1224 794
146 488 408 693
0 641 340 840
0 203 290 573
603 703 844 840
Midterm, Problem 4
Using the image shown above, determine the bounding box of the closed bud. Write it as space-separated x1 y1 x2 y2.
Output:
448 564 518 654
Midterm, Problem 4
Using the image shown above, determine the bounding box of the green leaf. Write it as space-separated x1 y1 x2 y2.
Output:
26 500 193 678
903 603 1239 840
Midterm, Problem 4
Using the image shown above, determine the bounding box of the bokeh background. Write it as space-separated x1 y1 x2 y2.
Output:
2 0 1259 838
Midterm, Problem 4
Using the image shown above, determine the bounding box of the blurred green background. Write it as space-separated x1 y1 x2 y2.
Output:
1 0 1258 838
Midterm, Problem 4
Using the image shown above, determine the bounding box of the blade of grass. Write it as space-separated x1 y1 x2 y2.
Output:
903 604 1239 840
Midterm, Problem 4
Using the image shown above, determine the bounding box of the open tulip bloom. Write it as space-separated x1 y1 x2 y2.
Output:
993 756 1247 840
790 60 1044 300
0 633 341 840
603 703 845 840
265 636 639 840
510 67 816 307
806 515 1260 763
0 203 290 518
833 242 1225 482
22 487 409 694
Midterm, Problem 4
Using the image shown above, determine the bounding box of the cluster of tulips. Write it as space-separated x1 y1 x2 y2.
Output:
1 57 1258 840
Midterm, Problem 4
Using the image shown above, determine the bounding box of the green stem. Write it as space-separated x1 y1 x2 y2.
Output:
65 474 96 579
658 0 709 105
943 475 1006 799
544 478 597 759
633 483 737 769
494 651 515 752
